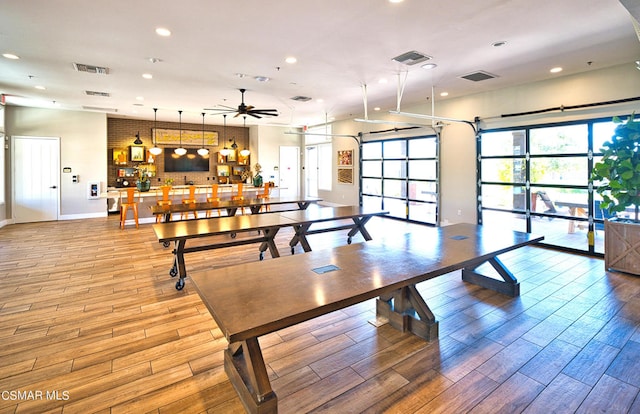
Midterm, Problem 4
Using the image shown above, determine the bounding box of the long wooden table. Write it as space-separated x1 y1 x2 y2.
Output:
153 206 388 290
190 223 543 413
150 196 322 222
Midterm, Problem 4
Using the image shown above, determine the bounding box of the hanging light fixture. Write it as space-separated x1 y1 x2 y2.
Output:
133 131 143 145
149 108 162 156
219 114 231 156
174 110 187 156
197 112 209 156
240 116 250 156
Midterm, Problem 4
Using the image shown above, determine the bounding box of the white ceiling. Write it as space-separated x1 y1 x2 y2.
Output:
1 0 639 127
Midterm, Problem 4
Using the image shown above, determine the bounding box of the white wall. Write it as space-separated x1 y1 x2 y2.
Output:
254 125 303 193
5 106 108 219
329 63 640 224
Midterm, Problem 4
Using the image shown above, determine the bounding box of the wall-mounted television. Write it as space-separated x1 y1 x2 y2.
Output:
164 148 210 172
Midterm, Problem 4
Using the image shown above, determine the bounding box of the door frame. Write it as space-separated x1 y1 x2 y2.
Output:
11 135 61 222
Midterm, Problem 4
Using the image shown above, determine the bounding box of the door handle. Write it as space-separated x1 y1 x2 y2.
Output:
49 185 57 189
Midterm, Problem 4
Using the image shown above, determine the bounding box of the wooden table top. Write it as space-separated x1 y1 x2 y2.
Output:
149 196 322 215
190 223 543 343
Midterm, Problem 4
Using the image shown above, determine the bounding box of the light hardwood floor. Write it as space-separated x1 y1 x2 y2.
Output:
0 215 639 413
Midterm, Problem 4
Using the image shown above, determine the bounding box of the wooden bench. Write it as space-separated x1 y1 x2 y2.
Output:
190 223 543 413
153 206 389 290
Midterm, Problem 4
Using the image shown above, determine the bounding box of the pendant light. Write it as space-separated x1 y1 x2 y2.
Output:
219 114 231 156
197 112 209 156
174 110 187 156
149 108 162 156
240 116 250 156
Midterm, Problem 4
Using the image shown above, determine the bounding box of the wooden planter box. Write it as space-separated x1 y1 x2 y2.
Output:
605 218 640 275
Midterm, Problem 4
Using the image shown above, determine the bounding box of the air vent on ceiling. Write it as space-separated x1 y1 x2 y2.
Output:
82 106 118 112
291 96 312 102
392 50 432 66
73 63 110 75
460 70 498 82
85 90 110 97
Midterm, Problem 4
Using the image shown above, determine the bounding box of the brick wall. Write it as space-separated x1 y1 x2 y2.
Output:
107 117 249 187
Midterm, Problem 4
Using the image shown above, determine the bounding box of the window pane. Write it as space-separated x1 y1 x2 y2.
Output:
481 130 525 156
383 140 406 159
362 178 382 195
409 201 436 224
530 157 588 186
481 210 527 233
409 181 437 202
531 187 588 219
531 217 590 251
530 124 588 154
409 138 436 158
481 158 526 183
409 160 436 179
482 184 527 211
383 180 406 198
383 160 407 178
362 160 381 177
362 195 382 210
593 121 617 153
383 197 406 219
362 142 381 159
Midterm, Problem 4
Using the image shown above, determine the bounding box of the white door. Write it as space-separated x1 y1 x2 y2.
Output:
12 136 60 223
279 146 299 198
305 146 318 197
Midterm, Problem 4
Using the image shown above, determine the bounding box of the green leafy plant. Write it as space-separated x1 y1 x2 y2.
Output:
591 114 640 221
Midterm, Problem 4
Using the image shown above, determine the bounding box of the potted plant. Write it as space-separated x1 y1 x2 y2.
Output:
252 163 263 187
591 114 640 275
136 167 151 192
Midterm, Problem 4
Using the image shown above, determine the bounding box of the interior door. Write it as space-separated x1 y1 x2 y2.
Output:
305 145 318 197
12 136 60 222
279 146 299 198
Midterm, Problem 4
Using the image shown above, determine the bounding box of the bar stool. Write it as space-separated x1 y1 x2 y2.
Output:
155 185 174 222
119 187 140 229
181 185 199 219
206 183 221 218
231 182 246 215
257 182 273 212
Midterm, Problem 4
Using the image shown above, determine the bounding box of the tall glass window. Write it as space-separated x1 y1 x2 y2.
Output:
478 116 635 255
362 135 438 224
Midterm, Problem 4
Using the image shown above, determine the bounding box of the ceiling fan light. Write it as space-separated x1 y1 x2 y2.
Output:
149 146 162 155
174 147 187 156
197 147 209 156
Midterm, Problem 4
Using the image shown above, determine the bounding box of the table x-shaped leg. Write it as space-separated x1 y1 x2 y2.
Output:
376 284 438 341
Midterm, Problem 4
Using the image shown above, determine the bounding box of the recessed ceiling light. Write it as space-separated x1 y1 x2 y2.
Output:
142 73 153 79
421 63 438 70
285 56 297 64
378 78 388 84
34 85 46 90
316 98 324 103
136 96 144 101
440 92 449 97
550 67 563 73
374 107 381 111
389 0 403 3
155 27 171 37
2 53 19 60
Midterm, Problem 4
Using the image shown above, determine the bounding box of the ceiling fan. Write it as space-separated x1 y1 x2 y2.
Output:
205 88 278 119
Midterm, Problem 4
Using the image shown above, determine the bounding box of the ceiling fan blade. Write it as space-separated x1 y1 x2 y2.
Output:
248 113 262 119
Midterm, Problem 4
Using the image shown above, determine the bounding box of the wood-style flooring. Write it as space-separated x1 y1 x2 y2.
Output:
0 214 639 413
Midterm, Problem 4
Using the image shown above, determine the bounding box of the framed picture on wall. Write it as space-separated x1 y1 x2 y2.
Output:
130 146 145 162
338 150 353 166
338 168 353 184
